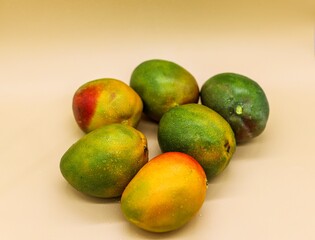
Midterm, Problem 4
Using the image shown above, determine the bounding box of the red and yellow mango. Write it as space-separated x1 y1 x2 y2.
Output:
120 152 207 232
72 78 143 133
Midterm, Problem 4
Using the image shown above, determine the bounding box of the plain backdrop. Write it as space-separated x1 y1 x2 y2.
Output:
1 1 315 239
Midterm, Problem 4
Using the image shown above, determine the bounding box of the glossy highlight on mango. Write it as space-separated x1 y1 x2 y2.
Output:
60 124 148 198
130 59 199 121
72 78 143 133
121 152 207 233
158 103 236 180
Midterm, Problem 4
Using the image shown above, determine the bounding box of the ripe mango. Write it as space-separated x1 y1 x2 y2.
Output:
121 152 207 232
72 78 143 133
60 124 148 198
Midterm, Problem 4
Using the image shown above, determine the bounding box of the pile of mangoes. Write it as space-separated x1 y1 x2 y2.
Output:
60 59 269 233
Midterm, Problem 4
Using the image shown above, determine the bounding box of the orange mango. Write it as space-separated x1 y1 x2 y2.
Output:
121 152 207 232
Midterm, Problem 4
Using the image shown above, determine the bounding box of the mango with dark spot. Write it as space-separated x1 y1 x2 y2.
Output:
59 124 148 198
121 152 207 233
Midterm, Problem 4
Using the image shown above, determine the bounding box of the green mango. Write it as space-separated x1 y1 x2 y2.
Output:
60 124 148 198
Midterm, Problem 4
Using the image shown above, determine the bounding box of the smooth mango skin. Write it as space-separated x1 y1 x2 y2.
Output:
121 152 207 233
158 103 236 180
72 78 143 133
201 73 269 143
60 124 148 198
130 59 199 122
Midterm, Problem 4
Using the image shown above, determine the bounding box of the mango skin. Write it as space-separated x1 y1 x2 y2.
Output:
130 59 199 121
201 73 269 143
121 152 207 233
72 78 143 133
158 103 236 180
60 124 148 198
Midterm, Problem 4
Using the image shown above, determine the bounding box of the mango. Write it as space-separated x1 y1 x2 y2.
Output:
158 103 236 180
72 78 143 133
121 152 207 233
201 72 269 143
130 59 199 121
60 124 148 198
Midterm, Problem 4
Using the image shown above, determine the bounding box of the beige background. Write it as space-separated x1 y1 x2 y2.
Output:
1 0 315 239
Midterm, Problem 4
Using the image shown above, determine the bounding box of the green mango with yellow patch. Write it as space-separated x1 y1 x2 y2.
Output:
60 124 148 198
130 59 199 121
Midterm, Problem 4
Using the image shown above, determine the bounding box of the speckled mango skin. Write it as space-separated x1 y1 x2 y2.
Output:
201 73 269 143
158 104 236 180
60 124 148 198
72 78 143 133
121 152 207 233
130 59 199 122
